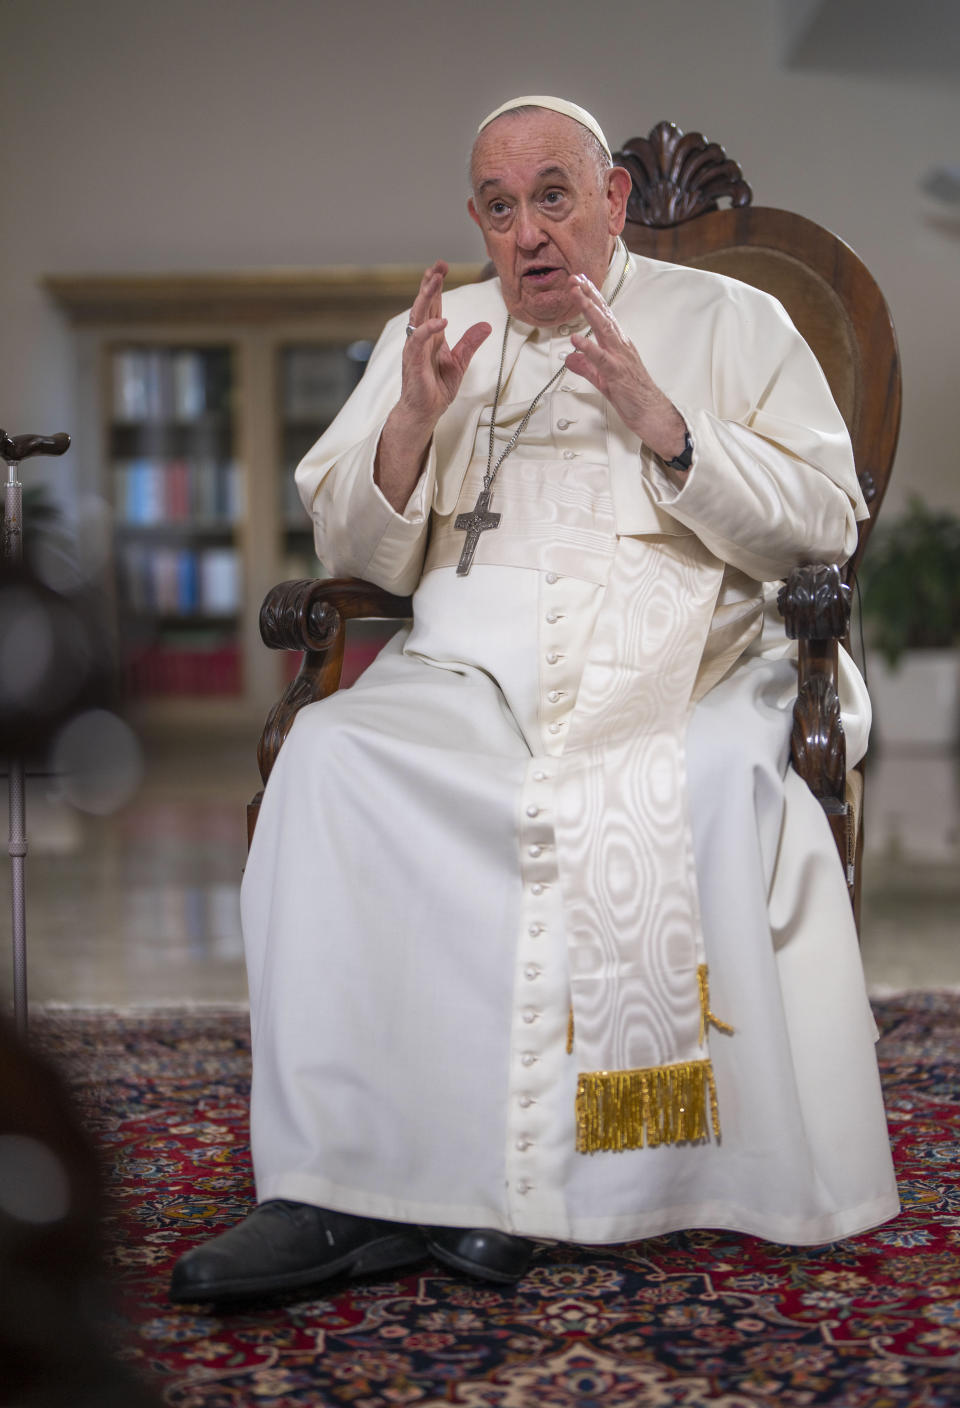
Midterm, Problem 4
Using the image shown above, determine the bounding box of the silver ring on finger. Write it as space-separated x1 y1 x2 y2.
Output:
405 323 417 338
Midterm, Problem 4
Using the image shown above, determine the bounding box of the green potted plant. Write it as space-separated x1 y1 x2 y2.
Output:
859 496 960 749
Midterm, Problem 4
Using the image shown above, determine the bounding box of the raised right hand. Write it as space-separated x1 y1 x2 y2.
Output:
396 260 491 432
375 262 491 510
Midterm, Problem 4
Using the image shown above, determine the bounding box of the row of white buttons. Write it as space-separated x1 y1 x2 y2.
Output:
508 757 565 1206
521 783 563 1222
541 577 573 754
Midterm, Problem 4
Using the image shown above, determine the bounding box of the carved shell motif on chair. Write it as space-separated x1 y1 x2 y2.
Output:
613 121 753 228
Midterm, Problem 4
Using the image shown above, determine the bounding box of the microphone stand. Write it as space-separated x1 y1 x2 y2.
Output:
2 430 70 1035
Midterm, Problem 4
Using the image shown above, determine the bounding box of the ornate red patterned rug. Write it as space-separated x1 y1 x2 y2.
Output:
33 993 960 1406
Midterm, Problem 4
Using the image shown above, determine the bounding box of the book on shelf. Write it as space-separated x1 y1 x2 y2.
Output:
112 349 174 423
199 547 241 615
152 547 182 613
166 460 191 520
172 351 207 421
113 458 242 526
125 638 242 696
282 345 357 422
112 351 150 423
190 458 234 521
111 347 229 423
119 542 242 616
177 550 199 612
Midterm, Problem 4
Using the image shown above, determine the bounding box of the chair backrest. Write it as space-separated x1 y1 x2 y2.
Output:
614 122 901 583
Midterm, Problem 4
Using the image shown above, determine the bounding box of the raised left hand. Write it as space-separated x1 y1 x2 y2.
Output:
564 274 688 466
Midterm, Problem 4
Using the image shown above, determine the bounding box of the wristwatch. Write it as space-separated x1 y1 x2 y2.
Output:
664 429 693 473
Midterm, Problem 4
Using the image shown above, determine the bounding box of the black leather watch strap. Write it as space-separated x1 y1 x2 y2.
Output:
665 430 694 472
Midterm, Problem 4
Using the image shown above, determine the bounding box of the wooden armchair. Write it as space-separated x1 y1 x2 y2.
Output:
248 122 901 922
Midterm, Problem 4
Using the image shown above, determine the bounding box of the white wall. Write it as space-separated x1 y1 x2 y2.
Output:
2 0 958 517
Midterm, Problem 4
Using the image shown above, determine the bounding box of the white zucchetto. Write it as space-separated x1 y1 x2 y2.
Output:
477 95 612 162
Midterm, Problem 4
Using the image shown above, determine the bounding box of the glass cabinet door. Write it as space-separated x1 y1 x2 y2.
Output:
110 344 244 698
277 339 398 686
278 340 371 581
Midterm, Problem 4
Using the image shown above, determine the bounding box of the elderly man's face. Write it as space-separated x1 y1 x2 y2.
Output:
468 109 630 328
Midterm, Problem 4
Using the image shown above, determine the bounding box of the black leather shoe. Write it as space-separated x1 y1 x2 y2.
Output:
424 1226 534 1284
169 1200 428 1304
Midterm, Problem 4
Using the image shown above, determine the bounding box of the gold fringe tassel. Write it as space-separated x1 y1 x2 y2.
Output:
566 1005 575 1054
697 963 734 1046
575 1059 721 1154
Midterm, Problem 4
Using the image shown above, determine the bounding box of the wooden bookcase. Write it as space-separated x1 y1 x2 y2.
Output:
109 342 243 701
46 266 482 727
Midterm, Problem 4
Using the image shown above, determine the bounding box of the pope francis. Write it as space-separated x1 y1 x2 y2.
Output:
170 95 899 1303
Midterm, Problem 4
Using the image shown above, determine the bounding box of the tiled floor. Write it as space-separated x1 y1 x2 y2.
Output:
1 730 253 1008
856 751 960 991
1 729 958 1010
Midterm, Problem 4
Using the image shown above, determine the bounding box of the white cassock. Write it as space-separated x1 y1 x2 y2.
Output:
241 250 900 1246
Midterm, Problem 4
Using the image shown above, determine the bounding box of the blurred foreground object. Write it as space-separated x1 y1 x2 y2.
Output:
0 1013 162 1406
2 429 140 1037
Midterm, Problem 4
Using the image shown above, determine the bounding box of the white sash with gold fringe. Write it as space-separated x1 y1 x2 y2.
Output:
555 532 735 1154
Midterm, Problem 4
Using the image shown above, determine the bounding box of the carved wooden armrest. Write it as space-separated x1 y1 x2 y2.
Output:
778 562 856 894
255 576 412 789
777 562 852 808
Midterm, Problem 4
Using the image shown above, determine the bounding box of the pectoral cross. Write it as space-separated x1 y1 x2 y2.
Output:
455 488 501 576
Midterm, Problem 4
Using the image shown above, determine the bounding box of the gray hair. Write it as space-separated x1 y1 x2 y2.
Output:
469 105 611 191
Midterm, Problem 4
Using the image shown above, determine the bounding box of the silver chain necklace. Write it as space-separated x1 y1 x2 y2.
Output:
454 238 630 576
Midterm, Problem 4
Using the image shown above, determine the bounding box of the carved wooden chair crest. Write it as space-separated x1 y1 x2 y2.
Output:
251 121 902 922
